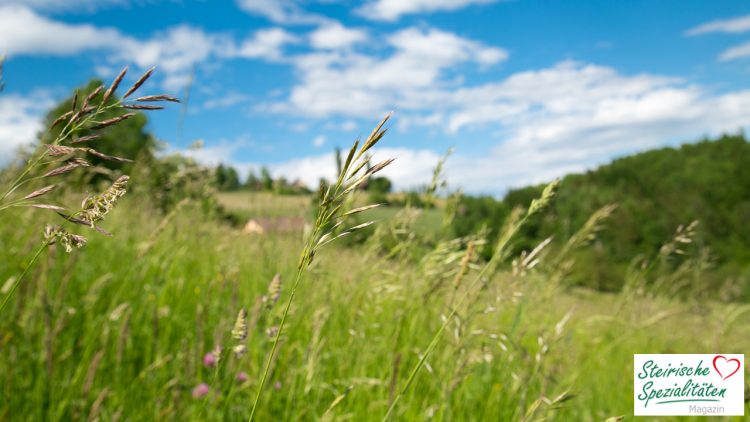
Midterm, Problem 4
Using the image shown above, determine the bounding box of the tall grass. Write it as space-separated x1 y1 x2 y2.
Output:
1 189 747 420
0 66 176 314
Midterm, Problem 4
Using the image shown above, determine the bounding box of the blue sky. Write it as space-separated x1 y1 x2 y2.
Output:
2 0 750 194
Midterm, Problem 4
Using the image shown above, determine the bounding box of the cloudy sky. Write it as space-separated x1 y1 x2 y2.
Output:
2 0 750 194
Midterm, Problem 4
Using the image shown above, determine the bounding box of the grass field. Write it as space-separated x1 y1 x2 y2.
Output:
2 189 748 421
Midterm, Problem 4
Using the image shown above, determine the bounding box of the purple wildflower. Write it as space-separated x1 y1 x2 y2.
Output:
192 383 209 398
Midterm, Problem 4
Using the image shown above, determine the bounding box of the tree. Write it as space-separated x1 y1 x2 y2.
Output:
215 164 240 191
260 166 273 191
245 170 260 190
367 177 392 194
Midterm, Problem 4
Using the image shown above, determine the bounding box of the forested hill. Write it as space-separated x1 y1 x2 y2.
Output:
454 133 750 291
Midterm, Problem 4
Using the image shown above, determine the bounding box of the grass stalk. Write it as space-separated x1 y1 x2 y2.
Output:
248 264 304 421
0 241 48 314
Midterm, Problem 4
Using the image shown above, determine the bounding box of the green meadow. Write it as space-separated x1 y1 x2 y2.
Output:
2 187 749 421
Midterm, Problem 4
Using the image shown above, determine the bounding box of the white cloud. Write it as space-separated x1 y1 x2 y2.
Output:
232 28 299 60
432 62 750 192
119 25 233 90
390 27 506 67
123 26 226 74
269 27 507 117
309 23 368 50
0 5 124 55
236 0 329 25
0 92 54 164
719 40 750 61
176 141 244 167
357 0 497 22
0 6 219 90
202 92 250 110
686 15 750 36
312 135 326 147
340 120 358 131
265 60 750 193
0 6 294 91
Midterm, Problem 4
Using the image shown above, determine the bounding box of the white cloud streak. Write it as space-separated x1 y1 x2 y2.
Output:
719 40 750 61
686 14 750 36
235 0 329 25
357 0 498 22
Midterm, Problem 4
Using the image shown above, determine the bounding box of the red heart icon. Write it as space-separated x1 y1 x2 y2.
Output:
712 355 741 381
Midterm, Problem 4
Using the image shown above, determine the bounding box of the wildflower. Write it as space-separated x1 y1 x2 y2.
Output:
273 381 282 391
203 352 217 368
192 383 209 398
237 372 248 383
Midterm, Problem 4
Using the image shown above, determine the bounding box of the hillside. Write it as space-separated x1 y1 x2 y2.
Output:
454 133 750 293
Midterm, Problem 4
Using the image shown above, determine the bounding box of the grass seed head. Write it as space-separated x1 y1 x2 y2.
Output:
79 175 129 226
528 179 560 216
23 185 57 200
264 273 282 307
44 225 87 253
103 66 127 103
231 308 248 341
123 66 155 98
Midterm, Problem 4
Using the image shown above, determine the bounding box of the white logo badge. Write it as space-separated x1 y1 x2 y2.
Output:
634 354 744 416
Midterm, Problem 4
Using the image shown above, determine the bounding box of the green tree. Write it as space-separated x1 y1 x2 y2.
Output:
215 164 240 191
260 166 273 191
245 170 260 190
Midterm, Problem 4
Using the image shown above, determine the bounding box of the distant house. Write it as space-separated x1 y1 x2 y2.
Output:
243 216 307 235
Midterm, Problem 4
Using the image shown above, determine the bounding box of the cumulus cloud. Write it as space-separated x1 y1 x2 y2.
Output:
685 14 750 36
357 0 498 22
435 63 750 192
0 5 297 90
269 27 508 117
0 5 124 55
309 23 368 50
259 61 750 193
312 135 326 147
232 28 299 60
